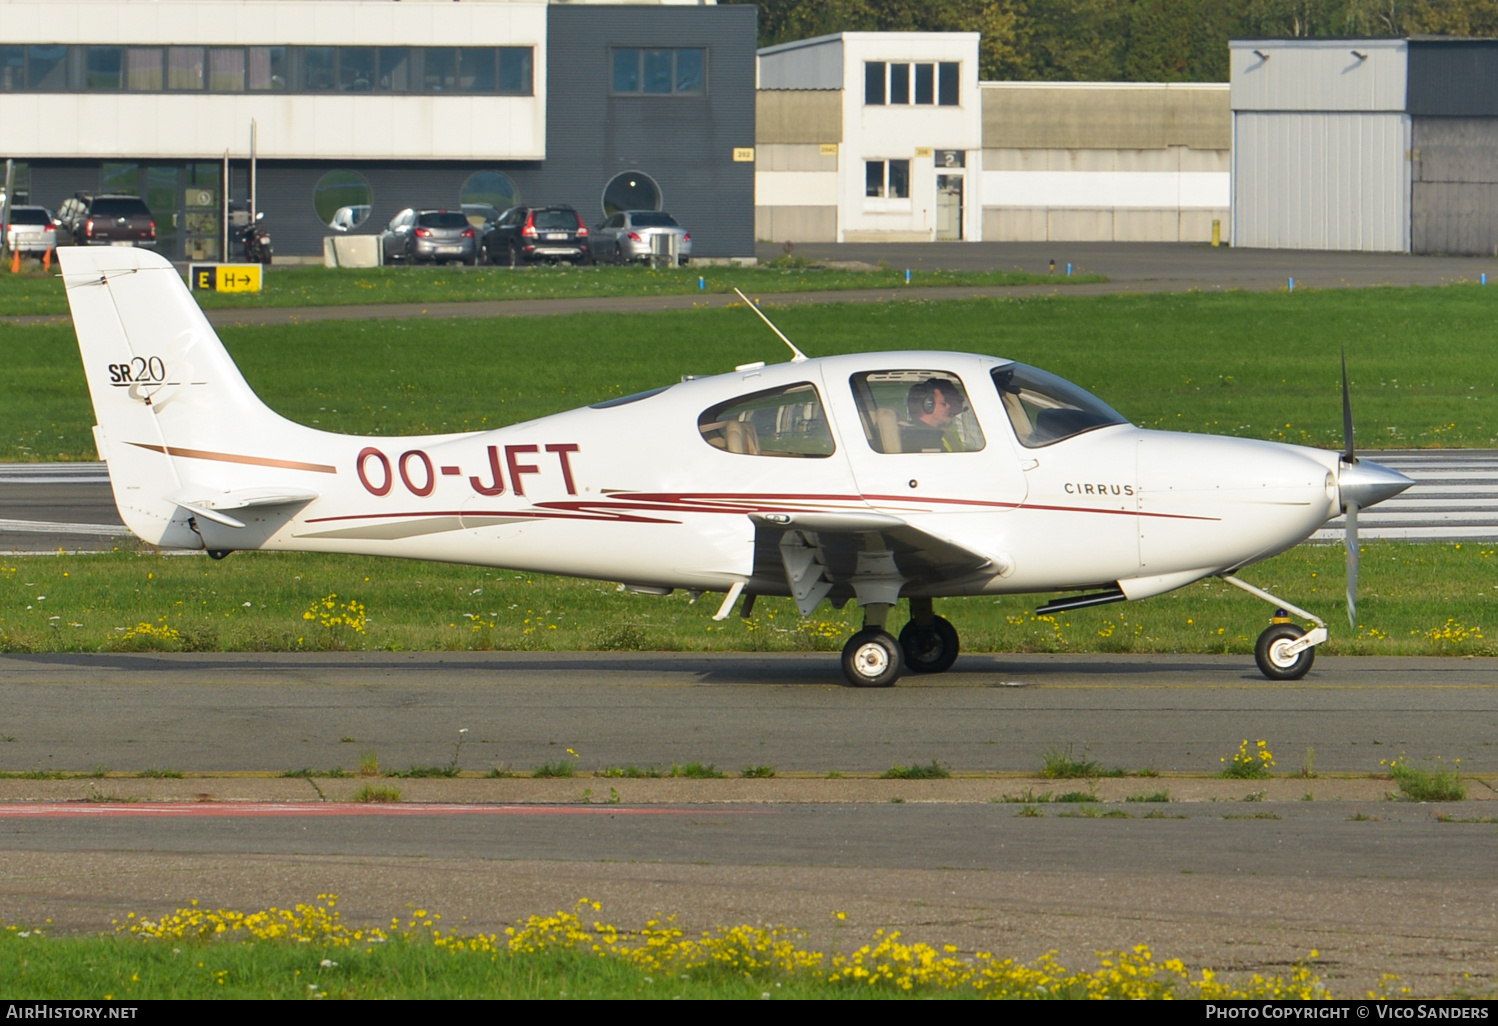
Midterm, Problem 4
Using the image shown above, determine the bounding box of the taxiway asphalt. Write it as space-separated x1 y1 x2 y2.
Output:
1 651 1495 775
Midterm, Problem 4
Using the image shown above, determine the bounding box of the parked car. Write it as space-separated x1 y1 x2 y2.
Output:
56 194 156 247
462 203 506 263
593 210 692 266
381 209 477 265
482 205 591 266
4 206 57 253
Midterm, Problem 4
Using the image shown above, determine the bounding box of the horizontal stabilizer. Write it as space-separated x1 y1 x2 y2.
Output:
168 487 320 530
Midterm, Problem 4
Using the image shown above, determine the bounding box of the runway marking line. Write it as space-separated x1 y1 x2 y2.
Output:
0 803 766 819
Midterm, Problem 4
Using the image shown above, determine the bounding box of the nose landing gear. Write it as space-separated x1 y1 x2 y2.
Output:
1220 575 1327 681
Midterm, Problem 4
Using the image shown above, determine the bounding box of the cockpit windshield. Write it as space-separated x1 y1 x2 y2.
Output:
992 363 1129 448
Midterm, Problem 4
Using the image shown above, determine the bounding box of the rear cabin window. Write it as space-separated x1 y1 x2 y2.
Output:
416 211 469 229
630 212 679 228
9 208 49 224
533 209 579 230
91 198 151 218
849 370 985 454
698 383 834 458
992 363 1129 448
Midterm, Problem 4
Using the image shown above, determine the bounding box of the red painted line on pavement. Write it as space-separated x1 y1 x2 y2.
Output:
0 803 761 819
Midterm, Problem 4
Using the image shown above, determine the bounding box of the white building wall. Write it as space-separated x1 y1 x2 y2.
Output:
836 33 983 242
1233 110 1411 252
0 0 548 161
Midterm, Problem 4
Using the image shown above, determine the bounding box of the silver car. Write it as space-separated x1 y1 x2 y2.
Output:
5 206 58 253
381 209 477 265
594 211 692 266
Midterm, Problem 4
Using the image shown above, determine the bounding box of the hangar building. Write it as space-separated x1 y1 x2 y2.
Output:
1231 36 1498 255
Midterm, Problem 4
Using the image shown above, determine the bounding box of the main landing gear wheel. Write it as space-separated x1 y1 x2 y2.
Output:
898 616 959 674
1254 623 1315 681
841 630 904 688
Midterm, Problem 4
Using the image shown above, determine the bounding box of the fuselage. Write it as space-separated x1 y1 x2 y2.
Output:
145 351 1347 602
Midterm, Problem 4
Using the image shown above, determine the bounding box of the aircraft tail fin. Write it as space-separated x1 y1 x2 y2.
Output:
59 246 326 547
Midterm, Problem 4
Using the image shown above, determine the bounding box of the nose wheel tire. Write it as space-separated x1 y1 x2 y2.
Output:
898 616 959 674
1254 624 1315 681
841 630 904 688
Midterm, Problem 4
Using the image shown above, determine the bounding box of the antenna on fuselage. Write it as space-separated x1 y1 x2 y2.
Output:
733 288 808 364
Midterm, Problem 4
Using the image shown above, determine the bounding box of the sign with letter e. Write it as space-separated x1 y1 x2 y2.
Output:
189 264 263 293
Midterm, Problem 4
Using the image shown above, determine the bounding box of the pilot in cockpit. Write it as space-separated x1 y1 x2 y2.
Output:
902 378 966 452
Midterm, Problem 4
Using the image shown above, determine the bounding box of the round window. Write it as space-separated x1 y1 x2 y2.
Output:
314 170 373 231
601 171 661 218
459 170 518 227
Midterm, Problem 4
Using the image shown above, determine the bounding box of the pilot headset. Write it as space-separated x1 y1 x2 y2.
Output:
909 380 940 417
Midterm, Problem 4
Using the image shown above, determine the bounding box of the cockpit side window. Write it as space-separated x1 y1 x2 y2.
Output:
698 382 835 458
849 370 985 454
992 363 1129 448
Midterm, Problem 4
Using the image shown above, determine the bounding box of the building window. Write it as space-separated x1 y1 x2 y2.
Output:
461 171 519 226
126 49 163 91
914 63 933 105
314 170 373 232
865 62 960 107
602 171 661 217
864 61 884 105
87 47 122 90
890 63 910 104
938 62 959 105
4 44 532 95
611 48 705 95
249 47 287 91
167 47 205 91
208 48 245 92
865 160 910 199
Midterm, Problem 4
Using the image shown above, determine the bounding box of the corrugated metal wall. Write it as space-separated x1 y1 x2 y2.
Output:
1233 111 1410 252
1412 117 1498 256
1408 40 1498 117
546 4 756 259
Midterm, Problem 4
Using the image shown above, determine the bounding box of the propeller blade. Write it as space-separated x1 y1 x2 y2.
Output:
1340 346 1355 463
1345 501 1360 627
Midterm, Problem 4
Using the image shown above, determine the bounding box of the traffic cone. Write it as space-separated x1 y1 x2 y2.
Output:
10 249 19 273
42 248 51 271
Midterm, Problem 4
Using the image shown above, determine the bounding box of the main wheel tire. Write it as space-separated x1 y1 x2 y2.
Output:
898 616 960 675
841 630 904 688
1254 623 1315 681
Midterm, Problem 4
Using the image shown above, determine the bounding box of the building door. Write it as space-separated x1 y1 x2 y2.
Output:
936 174 963 240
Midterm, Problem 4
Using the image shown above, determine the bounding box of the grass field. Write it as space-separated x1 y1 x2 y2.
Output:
1 541 1490 657
0 261 1099 317
6 284 1498 461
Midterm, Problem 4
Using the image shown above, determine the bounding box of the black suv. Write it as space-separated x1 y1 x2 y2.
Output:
56 193 157 247
481 205 591 266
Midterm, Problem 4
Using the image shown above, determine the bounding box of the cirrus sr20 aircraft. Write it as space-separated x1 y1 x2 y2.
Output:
61 248 1413 687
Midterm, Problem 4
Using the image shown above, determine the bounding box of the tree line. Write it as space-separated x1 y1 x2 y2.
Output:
728 0 1498 82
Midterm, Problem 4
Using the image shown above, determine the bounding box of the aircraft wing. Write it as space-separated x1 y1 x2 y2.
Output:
746 511 1002 616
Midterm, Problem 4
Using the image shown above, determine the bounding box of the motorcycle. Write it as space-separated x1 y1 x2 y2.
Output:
241 211 273 265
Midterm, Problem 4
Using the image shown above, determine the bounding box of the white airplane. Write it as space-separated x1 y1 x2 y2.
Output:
60 247 1413 687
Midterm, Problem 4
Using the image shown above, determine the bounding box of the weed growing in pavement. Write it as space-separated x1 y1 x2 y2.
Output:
670 763 726 779
881 760 950 780
1382 755 1466 802
136 769 183 779
740 765 776 778
351 785 401 803
1220 740 1275 779
1015 805 1046 817
1040 744 1103 779
598 766 663 779
532 761 575 779
1297 747 1318 778
1125 790 1171 803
